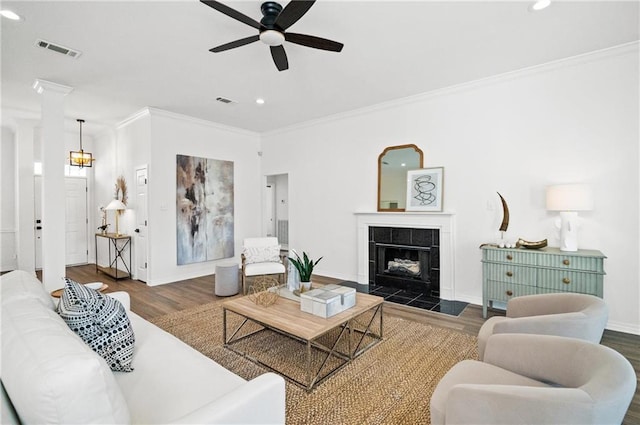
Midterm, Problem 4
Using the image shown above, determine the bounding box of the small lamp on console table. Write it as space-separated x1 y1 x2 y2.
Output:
546 184 594 252
105 198 126 236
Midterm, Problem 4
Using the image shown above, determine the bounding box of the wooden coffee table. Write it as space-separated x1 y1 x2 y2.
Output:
222 290 384 391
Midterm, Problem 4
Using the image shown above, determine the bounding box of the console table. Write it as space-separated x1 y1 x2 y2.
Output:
481 246 606 318
95 233 131 280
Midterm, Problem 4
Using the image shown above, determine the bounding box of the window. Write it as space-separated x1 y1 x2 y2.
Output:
34 162 87 177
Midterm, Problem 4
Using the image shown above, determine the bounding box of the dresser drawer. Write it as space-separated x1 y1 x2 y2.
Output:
484 264 536 285
486 281 537 303
483 248 537 266
481 246 605 318
536 269 600 294
536 253 604 273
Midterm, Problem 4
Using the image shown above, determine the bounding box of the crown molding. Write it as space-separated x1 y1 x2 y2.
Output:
32 79 73 96
1 107 112 137
117 107 259 138
263 41 639 137
116 107 151 129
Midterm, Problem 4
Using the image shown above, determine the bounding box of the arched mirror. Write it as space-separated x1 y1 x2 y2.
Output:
378 144 424 211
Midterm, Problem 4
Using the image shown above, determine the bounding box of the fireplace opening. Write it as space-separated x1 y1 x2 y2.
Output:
388 258 420 277
369 227 439 296
377 244 430 282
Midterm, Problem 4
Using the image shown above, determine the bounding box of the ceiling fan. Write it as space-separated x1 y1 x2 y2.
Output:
201 0 343 71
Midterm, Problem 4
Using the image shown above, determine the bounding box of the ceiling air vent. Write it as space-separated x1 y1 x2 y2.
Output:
35 39 82 59
216 97 235 104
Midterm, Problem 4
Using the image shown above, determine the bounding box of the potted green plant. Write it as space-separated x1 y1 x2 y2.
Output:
288 251 323 292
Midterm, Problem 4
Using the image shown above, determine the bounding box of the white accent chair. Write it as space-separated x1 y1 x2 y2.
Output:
241 237 286 294
431 333 636 425
477 292 608 360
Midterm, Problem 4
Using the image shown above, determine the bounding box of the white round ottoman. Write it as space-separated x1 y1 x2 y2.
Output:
215 262 239 296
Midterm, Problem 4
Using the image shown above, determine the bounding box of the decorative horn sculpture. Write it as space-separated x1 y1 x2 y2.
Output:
497 192 510 237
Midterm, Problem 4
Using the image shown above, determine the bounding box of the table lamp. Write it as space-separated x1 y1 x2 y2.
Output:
106 198 126 236
546 184 593 251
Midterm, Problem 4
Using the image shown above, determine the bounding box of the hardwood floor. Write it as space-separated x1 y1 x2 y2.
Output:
54 265 640 424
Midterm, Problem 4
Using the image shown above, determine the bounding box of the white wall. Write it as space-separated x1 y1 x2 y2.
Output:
92 127 116 265
145 109 262 285
261 44 640 334
90 108 262 286
1 126 17 271
90 112 148 272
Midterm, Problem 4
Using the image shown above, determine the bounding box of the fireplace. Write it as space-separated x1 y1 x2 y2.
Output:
355 212 454 299
369 227 439 295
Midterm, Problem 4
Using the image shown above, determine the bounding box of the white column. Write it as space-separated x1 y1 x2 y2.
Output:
33 79 73 292
15 119 38 274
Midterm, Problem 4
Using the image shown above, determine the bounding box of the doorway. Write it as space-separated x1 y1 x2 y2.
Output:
134 166 148 282
34 176 88 269
265 174 289 249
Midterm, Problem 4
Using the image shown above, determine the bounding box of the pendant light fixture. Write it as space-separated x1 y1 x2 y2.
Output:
69 118 94 168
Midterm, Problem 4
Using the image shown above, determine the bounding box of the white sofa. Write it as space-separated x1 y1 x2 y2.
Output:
1 270 286 424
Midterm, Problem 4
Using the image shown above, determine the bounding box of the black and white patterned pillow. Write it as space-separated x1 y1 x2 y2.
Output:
57 278 135 372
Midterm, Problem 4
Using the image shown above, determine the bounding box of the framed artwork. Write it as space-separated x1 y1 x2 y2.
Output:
176 154 234 265
406 167 444 212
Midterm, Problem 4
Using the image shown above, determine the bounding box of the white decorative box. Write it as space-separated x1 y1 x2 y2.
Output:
300 285 356 318
331 286 356 310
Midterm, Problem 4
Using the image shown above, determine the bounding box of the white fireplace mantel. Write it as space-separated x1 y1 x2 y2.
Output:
354 211 456 300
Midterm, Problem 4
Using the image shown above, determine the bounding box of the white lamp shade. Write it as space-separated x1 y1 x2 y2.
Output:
105 198 126 211
259 30 285 46
546 184 594 211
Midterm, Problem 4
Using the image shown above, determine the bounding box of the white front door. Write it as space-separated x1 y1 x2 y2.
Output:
65 178 88 265
135 167 148 282
34 176 42 269
35 176 88 269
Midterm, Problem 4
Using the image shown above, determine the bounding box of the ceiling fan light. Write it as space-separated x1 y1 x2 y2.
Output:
259 30 284 46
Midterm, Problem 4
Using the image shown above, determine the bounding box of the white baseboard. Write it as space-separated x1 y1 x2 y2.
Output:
606 320 640 336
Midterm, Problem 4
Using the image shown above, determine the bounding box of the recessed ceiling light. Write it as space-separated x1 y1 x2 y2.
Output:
256 98 265 105
0 9 22 20
530 0 551 11
401 163 406 167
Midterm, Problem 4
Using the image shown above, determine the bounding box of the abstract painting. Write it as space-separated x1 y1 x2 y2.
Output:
176 154 234 265
405 167 444 212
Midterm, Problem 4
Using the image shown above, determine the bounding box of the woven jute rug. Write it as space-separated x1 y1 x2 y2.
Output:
150 300 478 425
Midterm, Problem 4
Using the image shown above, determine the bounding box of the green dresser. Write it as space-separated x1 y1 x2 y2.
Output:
481 246 606 318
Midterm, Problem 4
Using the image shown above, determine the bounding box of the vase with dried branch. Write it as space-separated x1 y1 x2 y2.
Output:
115 176 128 205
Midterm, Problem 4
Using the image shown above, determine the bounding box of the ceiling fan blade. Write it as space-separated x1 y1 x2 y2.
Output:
285 33 343 52
275 0 315 30
209 35 260 52
270 45 289 71
200 0 262 30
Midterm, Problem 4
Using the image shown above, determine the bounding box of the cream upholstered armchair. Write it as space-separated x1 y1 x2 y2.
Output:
430 333 636 425
478 292 608 360
241 237 286 294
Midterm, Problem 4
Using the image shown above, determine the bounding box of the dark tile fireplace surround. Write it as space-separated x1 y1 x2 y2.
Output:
370 226 440 295
345 226 468 316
